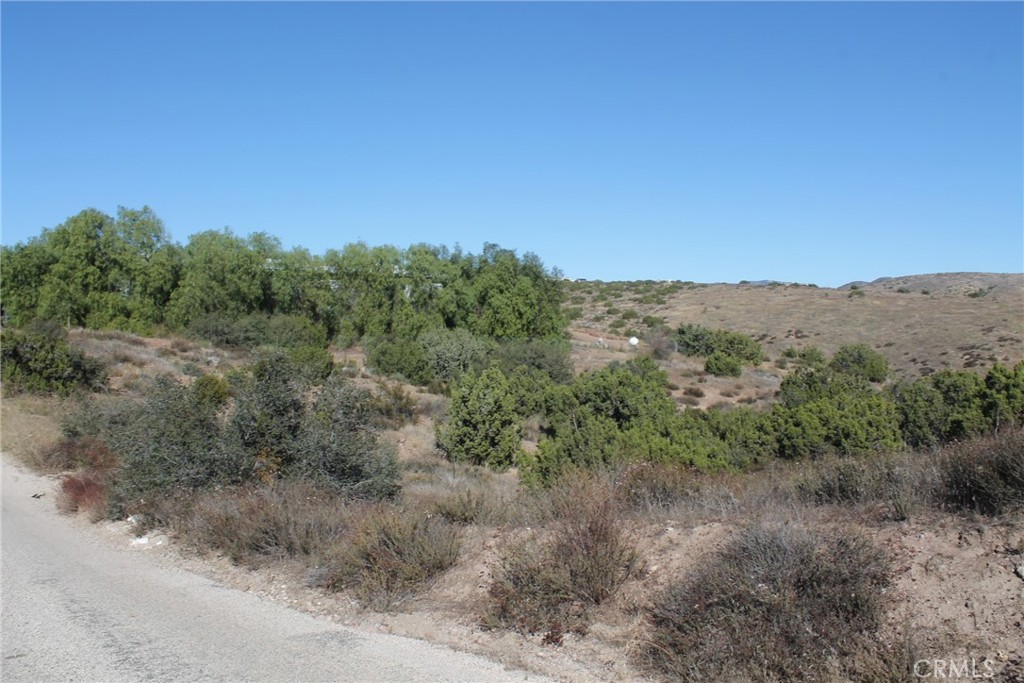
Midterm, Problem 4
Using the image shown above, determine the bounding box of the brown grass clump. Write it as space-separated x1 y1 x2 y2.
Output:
642 523 891 682
57 471 109 519
35 436 118 473
431 489 488 525
315 506 461 610
166 481 355 564
938 427 1024 516
485 473 642 638
0 394 65 466
41 436 119 520
615 461 698 513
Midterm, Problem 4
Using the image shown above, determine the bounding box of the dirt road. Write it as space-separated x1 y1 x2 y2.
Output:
0 456 550 682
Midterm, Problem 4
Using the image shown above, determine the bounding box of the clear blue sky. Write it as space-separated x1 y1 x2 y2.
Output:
3 1 1021 286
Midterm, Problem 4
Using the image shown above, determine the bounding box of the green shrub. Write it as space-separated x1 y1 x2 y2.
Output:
643 524 890 682
186 312 237 346
1 326 107 395
777 367 873 409
798 346 828 370
106 377 246 509
216 314 328 349
365 380 417 429
418 327 491 383
293 376 400 499
190 373 230 410
894 369 995 447
830 343 889 383
773 393 903 459
73 357 398 512
525 360 733 483
705 352 742 377
984 361 1024 429
365 336 432 385
436 368 522 470
506 365 555 418
287 345 334 383
229 353 306 474
676 324 763 364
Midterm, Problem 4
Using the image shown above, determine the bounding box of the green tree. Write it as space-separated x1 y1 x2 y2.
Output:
166 230 269 329
930 369 990 440
436 367 522 470
891 378 947 449
419 327 492 383
984 362 1024 430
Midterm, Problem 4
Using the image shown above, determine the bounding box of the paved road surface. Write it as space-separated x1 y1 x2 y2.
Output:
1 456 549 682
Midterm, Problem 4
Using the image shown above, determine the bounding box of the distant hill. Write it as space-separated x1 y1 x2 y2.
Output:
565 272 1024 383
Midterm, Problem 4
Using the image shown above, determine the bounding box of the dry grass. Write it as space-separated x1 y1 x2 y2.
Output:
485 473 643 639
34 436 118 473
164 482 357 564
938 428 1024 515
155 481 461 611
68 328 251 391
315 505 462 610
1 394 65 465
567 273 1024 383
57 471 109 520
642 522 893 682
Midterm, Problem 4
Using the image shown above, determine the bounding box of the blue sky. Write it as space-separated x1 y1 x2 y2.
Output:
2 2 1021 286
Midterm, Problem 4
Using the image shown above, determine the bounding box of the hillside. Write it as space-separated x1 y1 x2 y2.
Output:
3 285 1024 681
566 272 1024 381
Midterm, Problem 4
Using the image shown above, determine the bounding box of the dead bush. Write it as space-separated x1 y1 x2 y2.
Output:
939 427 1024 515
643 523 891 682
615 461 696 512
34 436 118 473
167 481 355 564
486 474 642 637
315 506 461 610
431 489 487 525
57 471 108 519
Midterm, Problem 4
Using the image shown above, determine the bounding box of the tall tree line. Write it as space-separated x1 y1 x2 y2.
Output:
1 207 566 342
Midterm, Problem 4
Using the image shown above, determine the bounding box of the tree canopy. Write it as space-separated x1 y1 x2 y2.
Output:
2 207 567 344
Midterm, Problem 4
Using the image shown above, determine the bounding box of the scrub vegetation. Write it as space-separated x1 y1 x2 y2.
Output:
3 206 1023 681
